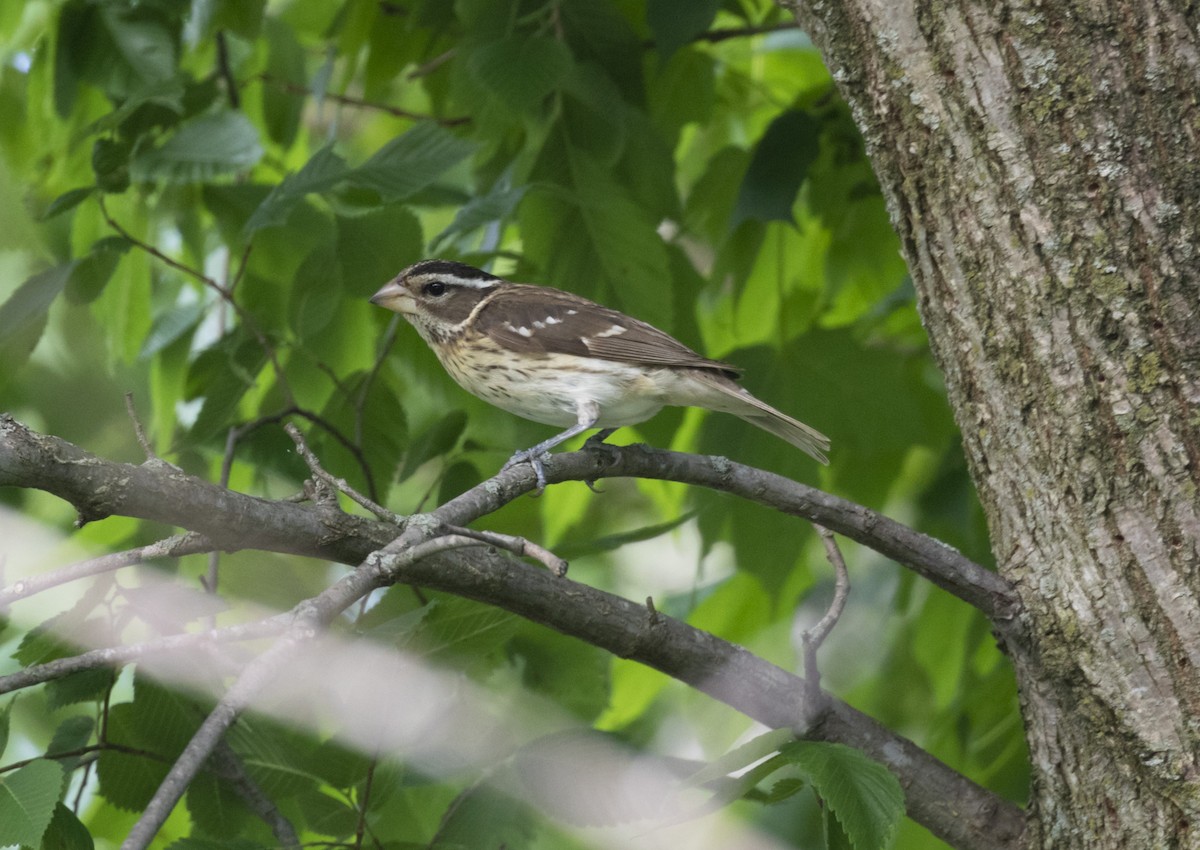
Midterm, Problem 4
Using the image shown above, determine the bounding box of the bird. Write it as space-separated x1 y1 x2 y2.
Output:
370 259 829 493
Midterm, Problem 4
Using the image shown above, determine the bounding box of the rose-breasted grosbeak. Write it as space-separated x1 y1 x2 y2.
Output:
370 260 829 492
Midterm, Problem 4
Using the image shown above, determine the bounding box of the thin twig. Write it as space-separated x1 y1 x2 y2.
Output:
256 73 470 126
0 532 215 607
439 524 568 577
215 31 241 110
120 533 493 850
209 741 300 849
285 424 401 525
124 392 155 460
97 197 294 407
800 526 851 720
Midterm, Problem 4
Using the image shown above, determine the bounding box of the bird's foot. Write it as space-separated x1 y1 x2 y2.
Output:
503 448 551 495
582 428 620 491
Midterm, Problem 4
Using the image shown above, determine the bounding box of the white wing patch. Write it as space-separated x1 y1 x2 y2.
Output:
593 324 628 339
504 321 534 338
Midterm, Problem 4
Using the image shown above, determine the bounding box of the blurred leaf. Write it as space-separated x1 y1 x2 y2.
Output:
244 146 349 233
66 236 130 304
0 263 74 347
348 123 476 203
100 3 177 85
400 410 468 480
41 187 95 221
262 16 305 148
92 137 131 193
469 35 572 113
0 759 64 847
289 239 341 339
647 0 721 60
139 299 206 360
733 110 820 227
0 699 11 760
434 783 536 847
337 204 423 295
431 178 526 253
131 111 263 183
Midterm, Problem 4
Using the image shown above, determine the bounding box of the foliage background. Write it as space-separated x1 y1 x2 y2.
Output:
0 0 1026 847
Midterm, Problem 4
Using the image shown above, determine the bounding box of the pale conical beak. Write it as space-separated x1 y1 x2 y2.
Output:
369 279 415 314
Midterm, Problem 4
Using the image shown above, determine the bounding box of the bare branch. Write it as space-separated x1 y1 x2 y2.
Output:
121 532 494 849
285 423 402 525
801 526 851 718
123 392 155 461
0 532 214 607
256 73 470 126
0 416 1025 848
439 523 568 577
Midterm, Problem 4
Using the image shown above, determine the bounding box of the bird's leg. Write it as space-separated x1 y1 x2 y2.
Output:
503 402 600 494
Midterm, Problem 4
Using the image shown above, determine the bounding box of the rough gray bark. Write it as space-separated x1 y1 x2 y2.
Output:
780 0 1200 846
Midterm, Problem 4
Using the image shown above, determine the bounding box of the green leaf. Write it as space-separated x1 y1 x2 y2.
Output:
468 35 573 113
0 759 64 847
138 299 206 360
41 187 95 221
46 668 115 709
646 0 720 60
403 597 519 675
348 123 476 203
47 716 97 771
781 742 905 850
400 410 468 481
243 146 349 233
262 16 305 148
289 240 342 339
131 111 263 183
99 4 177 85
41 802 95 850
733 110 820 227
0 263 73 346
431 178 527 252
336 204 423 295
0 699 12 761
187 773 251 839
92 137 132 193
66 237 130 304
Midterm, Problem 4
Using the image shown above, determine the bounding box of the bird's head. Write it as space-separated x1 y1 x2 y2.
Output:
370 260 503 341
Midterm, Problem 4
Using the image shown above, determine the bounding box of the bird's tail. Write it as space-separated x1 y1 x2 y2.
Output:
685 371 830 464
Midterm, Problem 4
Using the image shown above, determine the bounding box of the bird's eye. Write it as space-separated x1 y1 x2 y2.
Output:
422 281 447 297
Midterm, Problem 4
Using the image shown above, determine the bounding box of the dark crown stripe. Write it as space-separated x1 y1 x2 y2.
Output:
410 259 500 282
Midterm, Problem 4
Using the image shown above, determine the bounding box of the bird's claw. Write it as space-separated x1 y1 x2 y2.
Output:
504 449 550 496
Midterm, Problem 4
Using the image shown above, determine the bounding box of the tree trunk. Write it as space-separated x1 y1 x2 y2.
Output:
780 0 1200 846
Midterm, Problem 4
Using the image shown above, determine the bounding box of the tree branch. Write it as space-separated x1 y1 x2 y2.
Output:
0 416 1026 848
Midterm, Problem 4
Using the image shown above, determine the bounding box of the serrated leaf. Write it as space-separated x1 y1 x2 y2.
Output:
289 240 342 339
348 123 476 203
47 716 97 765
468 36 572 113
187 772 251 839
131 111 263 184
41 802 95 850
404 597 519 673
781 742 905 850
46 668 115 709
0 759 64 847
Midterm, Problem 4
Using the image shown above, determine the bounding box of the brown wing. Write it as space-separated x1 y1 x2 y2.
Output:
475 284 741 378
